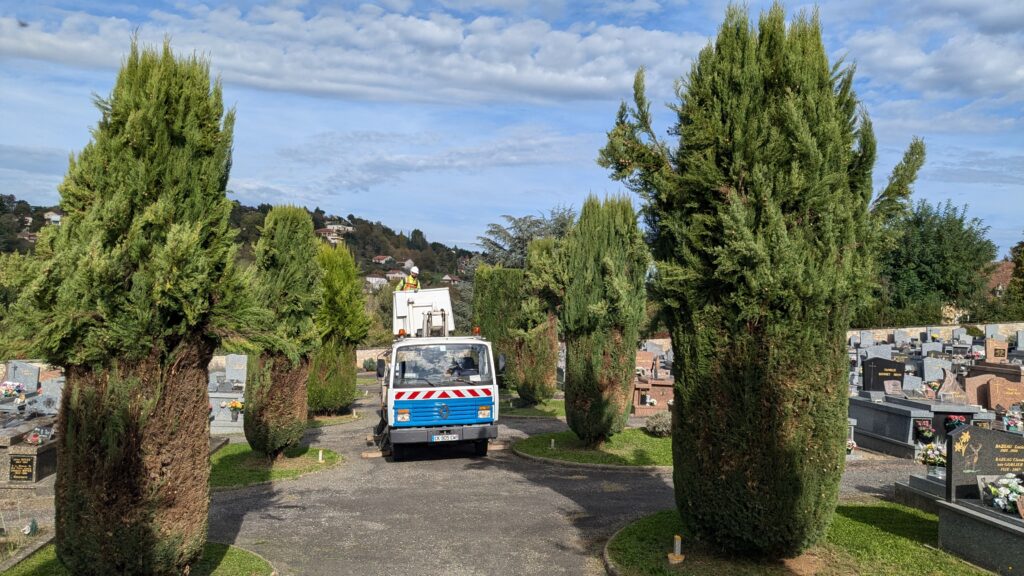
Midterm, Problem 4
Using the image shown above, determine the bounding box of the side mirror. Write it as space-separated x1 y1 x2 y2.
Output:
376 359 386 378
497 354 506 374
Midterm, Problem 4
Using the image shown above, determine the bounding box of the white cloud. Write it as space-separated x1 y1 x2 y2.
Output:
0 4 705 105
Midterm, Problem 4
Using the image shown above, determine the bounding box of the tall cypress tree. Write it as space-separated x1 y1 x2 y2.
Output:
0 41 265 574
244 206 321 457
599 4 922 557
561 195 647 446
308 242 370 414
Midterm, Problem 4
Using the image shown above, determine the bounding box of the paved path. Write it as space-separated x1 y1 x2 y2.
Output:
208 388 922 575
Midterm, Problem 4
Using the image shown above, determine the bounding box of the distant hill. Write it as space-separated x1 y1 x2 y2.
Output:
3 195 476 280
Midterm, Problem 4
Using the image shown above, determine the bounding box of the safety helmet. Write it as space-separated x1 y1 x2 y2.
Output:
411 266 419 275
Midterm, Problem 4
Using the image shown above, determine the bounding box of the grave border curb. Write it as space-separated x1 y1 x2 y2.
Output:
0 533 54 574
510 440 672 472
601 519 630 576
208 540 278 576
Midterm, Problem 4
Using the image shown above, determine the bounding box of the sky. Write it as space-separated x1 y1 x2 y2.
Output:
0 0 1021 254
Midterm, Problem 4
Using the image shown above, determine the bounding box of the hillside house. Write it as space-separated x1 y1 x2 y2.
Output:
372 255 394 265
385 269 406 282
314 228 342 246
365 275 388 291
43 210 62 226
325 221 354 234
441 274 461 285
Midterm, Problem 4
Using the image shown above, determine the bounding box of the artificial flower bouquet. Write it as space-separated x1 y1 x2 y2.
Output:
918 442 946 467
985 473 1024 515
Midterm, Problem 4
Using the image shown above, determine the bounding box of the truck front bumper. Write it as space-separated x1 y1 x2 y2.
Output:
390 424 499 444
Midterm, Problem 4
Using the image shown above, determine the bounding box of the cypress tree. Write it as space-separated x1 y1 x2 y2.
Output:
472 264 527 379
0 41 265 574
308 242 370 414
244 206 321 457
509 238 564 404
599 4 922 557
561 195 647 445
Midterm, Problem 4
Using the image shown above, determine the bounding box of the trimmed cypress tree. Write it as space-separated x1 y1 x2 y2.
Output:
308 242 370 414
244 206 322 457
599 4 922 557
0 41 266 574
472 264 527 379
561 195 647 445
509 238 564 404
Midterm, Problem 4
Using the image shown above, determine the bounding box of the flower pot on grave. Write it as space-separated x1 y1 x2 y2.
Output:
230 411 239 422
927 464 946 480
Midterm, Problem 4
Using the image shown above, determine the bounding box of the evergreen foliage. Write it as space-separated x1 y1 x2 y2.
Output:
854 200 997 327
560 195 647 446
0 40 260 574
508 238 565 404
244 206 321 457
1006 239 1024 318
307 242 368 414
478 206 575 268
472 265 527 380
599 4 922 557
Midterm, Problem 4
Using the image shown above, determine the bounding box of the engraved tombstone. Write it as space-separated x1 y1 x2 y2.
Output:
987 339 1010 364
863 357 905 393
859 331 875 348
946 426 1024 501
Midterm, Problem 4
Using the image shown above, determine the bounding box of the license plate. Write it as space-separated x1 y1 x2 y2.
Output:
431 434 459 442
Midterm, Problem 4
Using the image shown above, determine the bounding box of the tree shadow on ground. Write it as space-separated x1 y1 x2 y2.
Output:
833 504 935 546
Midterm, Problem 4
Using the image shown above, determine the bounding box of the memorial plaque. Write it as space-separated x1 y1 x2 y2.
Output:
987 339 1009 364
894 329 911 346
884 380 904 396
9 455 34 483
859 331 875 348
921 342 942 357
947 426 1024 501
863 358 905 392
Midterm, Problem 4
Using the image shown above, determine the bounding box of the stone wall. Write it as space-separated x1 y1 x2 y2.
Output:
847 321 1024 345
356 347 389 370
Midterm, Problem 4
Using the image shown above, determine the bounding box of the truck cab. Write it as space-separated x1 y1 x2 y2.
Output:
376 288 499 459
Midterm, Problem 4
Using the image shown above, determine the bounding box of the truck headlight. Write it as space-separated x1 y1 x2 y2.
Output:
478 406 491 419
397 409 410 422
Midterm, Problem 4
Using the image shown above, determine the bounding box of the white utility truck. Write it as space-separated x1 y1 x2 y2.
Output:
375 287 500 460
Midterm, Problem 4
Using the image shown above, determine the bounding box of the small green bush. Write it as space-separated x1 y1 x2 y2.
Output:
643 411 672 438
307 340 358 415
362 358 377 372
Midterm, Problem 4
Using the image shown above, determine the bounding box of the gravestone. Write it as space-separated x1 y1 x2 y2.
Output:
928 327 942 341
946 426 1024 501
36 377 62 415
921 342 943 357
864 345 893 360
225 354 247 385
849 335 859 347
985 324 1001 340
966 374 996 407
989 379 1024 413
969 361 1023 383
893 329 911 346
863 357 905 393
987 339 1009 364
4 361 39 387
953 327 967 341
937 369 966 403
859 331 875 348
924 357 953 382
1017 330 1024 350
902 374 923 394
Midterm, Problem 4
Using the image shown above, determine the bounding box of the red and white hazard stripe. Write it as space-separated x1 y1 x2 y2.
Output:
394 388 492 400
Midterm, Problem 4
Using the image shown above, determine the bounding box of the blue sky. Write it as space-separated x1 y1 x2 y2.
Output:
0 0 1021 254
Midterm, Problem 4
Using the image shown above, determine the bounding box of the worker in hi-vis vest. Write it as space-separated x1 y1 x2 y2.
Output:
401 266 421 291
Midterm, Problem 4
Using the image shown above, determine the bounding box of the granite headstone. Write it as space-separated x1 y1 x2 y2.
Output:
921 342 943 357
863 357 905 393
947 426 1024 501
859 331 875 348
923 357 953 382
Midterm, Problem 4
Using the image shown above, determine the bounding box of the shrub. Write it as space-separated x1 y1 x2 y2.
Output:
561 195 648 446
643 411 672 438
362 357 377 372
308 340 358 414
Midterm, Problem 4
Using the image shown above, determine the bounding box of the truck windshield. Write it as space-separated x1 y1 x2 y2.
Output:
393 343 492 388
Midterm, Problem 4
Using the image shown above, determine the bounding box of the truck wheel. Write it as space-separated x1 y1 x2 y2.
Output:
473 439 488 457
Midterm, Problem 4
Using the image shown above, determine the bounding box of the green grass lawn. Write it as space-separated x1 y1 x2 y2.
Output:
607 503 987 576
516 429 671 466
2 542 272 576
210 443 340 489
307 412 359 428
501 397 566 418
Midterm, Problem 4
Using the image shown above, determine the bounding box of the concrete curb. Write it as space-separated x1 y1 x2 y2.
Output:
510 441 672 473
601 519 633 576
500 414 567 421
0 533 54 574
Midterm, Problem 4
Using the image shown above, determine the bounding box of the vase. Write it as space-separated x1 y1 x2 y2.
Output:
927 465 946 480
230 411 239 422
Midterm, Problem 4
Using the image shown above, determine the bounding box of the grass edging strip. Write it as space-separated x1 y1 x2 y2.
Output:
602 520 629 576
207 540 277 576
210 443 342 491
0 534 54 575
511 440 671 472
